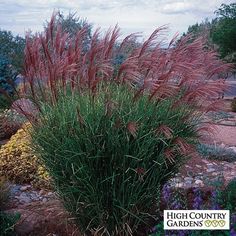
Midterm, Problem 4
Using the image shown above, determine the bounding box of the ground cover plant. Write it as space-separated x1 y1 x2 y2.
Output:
0 124 50 189
16 13 231 235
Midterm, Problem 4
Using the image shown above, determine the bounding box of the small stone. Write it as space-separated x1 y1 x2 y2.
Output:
206 168 215 173
212 172 218 176
219 143 226 148
39 190 45 196
20 198 31 204
17 193 31 204
185 165 192 169
20 185 31 191
10 185 21 195
42 198 48 203
47 192 53 197
195 176 203 180
226 163 234 168
184 182 192 188
195 179 204 187
206 163 214 166
30 193 39 201
202 159 210 164
171 177 183 183
228 146 236 153
175 183 183 188
184 177 193 182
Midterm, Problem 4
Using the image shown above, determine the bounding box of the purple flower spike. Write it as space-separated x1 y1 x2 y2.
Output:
178 230 186 236
231 214 236 224
211 190 217 198
162 184 171 203
230 228 236 236
193 188 203 210
211 190 221 210
172 200 182 209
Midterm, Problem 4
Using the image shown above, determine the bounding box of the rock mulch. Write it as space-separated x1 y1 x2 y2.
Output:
5 157 236 235
8 184 56 207
8 156 236 208
169 158 236 189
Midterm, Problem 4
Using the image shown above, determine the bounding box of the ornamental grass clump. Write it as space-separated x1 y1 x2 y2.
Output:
19 13 231 235
32 83 199 235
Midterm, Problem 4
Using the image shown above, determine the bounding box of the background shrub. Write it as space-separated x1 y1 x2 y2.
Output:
0 124 50 189
0 109 25 140
0 55 17 109
197 143 236 162
0 30 25 71
0 29 25 110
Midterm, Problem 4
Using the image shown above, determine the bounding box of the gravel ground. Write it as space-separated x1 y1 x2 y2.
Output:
211 124 236 146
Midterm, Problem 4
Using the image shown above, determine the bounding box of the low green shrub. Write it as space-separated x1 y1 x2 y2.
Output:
197 143 236 162
0 211 20 236
207 111 234 122
0 95 12 111
32 84 200 235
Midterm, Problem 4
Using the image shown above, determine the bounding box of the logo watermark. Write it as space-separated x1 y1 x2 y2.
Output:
164 210 230 230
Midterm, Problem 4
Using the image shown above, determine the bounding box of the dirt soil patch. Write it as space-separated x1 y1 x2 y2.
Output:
6 200 81 236
210 124 236 146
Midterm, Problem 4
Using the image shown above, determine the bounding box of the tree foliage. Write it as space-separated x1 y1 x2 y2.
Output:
0 55 18 92
184 3 236 64
215 3 236 19
183 18 216 50
211 3 236 62
0 30 25 71
0 29 25 108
